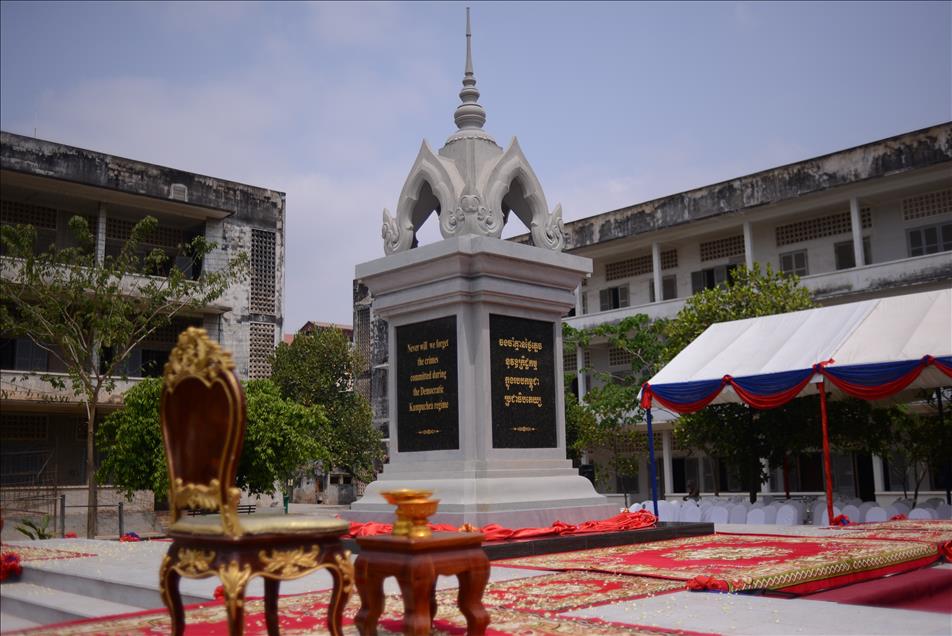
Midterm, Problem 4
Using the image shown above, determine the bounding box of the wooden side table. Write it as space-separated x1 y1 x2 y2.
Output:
354 532 490 636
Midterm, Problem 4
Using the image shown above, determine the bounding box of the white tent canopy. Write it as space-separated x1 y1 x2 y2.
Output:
642 287 951 405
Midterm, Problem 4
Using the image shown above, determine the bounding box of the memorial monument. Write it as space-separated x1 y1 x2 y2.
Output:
348 10 616 527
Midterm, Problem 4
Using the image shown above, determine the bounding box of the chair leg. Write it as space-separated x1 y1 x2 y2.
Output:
221 566 251 636
159 554 185 636
264 577 281 636
327 556 353 636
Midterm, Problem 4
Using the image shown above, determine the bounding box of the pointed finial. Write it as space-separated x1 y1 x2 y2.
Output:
454 7 486 130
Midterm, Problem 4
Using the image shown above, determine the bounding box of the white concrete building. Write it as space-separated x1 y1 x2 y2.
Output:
555 122 952 503
0 132 285 511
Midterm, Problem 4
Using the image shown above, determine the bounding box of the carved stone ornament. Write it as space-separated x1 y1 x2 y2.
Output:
163 327 236 392
380 11 566 254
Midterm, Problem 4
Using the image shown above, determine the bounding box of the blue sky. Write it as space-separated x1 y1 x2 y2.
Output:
2 1 949 328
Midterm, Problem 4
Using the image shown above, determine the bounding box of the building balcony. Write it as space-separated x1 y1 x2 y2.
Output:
566 251 951 329
801 251 952 302
0 370 138 411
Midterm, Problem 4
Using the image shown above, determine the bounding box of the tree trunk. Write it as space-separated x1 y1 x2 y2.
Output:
85 403 98 538
783 455 791 499
748 460 759 505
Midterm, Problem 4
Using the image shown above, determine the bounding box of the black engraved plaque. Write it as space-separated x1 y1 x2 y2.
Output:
489 314 557 448
395 315 459 452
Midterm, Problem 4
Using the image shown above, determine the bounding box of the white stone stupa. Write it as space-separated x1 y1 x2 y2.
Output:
347 9 615 528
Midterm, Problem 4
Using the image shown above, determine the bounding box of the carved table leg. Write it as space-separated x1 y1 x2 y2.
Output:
457 552 490 636
327 551 353 636
355 557 384 636
264 578 281 636
159 553 185 636
398 562 436 636
221 563 252 636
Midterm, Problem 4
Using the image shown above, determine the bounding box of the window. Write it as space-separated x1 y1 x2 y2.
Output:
581 292 588 315
599 285 629 311
690 264 738 294
902 189 952 222
249 322 276 379
834 237 871 270
907 222 952 257
779 250 808 276
648 275 678 302
0 337 48 372
250 229 277 314
775 209 871 247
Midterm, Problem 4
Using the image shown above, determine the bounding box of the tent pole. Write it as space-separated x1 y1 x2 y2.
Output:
818 381 835 524
937 388 950 505
646 408 659 517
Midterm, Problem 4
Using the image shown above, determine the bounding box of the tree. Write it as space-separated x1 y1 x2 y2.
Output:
563 315 667 489
666 264 815 502
269 328 383 482
98 378 332 499
1 216 244 537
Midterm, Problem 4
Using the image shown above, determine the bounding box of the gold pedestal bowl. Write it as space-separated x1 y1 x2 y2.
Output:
380 489 439 539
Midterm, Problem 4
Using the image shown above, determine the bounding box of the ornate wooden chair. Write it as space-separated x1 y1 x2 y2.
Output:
158 327 353 636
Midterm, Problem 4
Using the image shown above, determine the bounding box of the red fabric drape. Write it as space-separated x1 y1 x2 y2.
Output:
345 509 657 540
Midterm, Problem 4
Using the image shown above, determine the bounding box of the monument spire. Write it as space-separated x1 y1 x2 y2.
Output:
453 7 486 130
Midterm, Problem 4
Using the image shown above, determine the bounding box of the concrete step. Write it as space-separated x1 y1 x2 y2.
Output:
21 562 205 609
0 582 143 626
0 612 40 633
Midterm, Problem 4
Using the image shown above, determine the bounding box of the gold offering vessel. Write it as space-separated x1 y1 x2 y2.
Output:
381 489 439 539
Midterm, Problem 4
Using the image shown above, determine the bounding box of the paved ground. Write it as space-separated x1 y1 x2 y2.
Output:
1 523 949 635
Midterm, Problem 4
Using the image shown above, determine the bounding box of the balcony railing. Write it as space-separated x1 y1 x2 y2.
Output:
567 251 951 328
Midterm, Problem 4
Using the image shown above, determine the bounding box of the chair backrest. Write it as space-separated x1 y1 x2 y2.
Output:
746 508 766 524
728 504 748 524
818 505 842 526
776 504 799 525
656 500 677 522
841 504 861 523
936 503 952 520
858 501 877 515
761 506 778 524
908 508 935 520
891 501 910 515
160 327 246 535
865 506 888 522
706 505 729 524
680 504 702 522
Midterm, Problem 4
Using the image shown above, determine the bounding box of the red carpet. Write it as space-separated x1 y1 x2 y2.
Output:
500 533 940 594
12 572 711 636
801 566 952 613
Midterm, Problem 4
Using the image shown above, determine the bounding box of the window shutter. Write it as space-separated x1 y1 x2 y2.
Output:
691 271 704 294
599 289 611 311
618 285 629 308
648 281 656 303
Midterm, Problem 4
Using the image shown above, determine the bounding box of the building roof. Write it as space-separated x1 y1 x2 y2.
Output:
0 131 285 220
514 122 952 250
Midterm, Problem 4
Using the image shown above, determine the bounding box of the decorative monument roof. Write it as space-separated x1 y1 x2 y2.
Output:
381 8 565 254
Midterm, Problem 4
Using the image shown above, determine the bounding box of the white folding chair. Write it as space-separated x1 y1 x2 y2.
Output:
746 508 767 524
908 508 935 520
706 505 729 524
680 504 702 522
865 506 888 522
728 503 748 524
935 503 952 520
818 505 843 526
841 504 861 523
892 501 911 515
776 504 799 525
656 500 677 522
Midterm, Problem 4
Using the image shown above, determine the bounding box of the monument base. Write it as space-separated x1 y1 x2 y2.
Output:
346 470 619 528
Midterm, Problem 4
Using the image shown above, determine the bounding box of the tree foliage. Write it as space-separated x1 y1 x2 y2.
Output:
269 328 383 482
97 378 331 499
563 314 668 487
1 216 244 536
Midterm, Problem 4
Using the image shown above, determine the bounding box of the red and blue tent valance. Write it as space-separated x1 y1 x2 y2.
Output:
641 355 952 413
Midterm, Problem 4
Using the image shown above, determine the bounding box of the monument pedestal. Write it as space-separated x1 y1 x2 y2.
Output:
348 235 617 527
